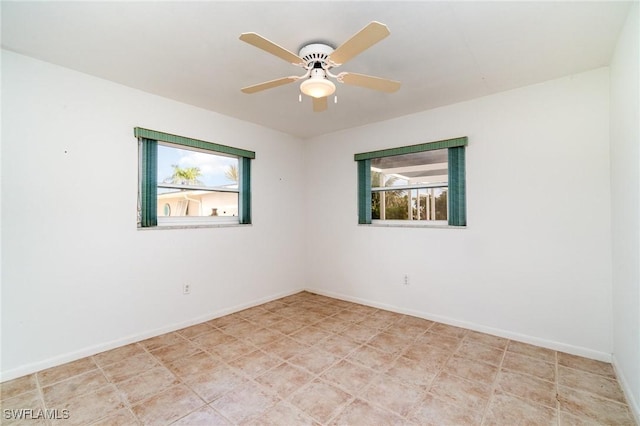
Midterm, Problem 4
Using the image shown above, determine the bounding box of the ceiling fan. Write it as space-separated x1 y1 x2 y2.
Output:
239 21 401 112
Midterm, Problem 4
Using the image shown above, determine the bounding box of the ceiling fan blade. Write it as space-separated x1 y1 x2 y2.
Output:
338 72 401 93
327 21 390 66
241 76 299 94
239 32 305 66
313 96 328 112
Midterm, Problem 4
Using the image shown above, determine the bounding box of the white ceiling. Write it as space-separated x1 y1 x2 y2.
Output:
1 1 632 139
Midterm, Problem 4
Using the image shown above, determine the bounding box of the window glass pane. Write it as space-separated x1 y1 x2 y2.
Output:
157 189 238 217
372 188 447 222
156 144 239 218
157 144 238 189
371 150 448 188
370 149 448 222
372 190 409 220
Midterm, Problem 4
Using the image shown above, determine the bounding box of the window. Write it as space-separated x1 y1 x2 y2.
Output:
355 137 467 226
135 128 255 228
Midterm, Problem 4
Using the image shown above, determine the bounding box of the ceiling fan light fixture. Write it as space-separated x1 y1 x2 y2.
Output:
300 69 336 98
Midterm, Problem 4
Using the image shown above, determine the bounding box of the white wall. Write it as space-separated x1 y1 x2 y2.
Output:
305 67 613 360
610 3 640 418
0 51 306 380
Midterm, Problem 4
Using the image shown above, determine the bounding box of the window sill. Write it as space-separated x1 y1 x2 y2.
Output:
138 223 251 231
361 222 465 229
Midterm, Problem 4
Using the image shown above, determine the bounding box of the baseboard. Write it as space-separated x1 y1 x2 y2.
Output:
305 287 613 363
612 354 640 424
0 288 301 383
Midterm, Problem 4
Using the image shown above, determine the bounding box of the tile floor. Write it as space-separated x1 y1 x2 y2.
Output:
0 291 636 425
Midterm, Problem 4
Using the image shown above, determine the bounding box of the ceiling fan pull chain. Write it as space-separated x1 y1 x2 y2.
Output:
334 95 338 104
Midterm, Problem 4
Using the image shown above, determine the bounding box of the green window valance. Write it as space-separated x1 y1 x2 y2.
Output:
354 136 467 161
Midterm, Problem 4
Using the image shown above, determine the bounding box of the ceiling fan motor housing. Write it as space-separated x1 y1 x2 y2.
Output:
298 43 334 69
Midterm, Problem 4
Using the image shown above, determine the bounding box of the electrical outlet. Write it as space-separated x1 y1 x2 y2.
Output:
403 274 410 286
183 284 191 295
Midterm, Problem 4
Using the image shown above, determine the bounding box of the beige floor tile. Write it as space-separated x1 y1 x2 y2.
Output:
362 374 425 417
344 303 377 316
294 311 326 325
243 401 316 426
260 300 289 312
386 355 440 388
102 352 159 383
332 310 367 323
0 390 47 425
42 369 109 406
139 332 187 352
501 350 556 382
430 323 468 338
92 343 145 368
191 330 238 352
366 332 411 355
385 322 429 340
89 409 139 426
206 313 244 329
557 410 600 425
220 320 259 339
37 357 98 387
289 348 340 375
236 307 267 321
397 314 434 329
507 340 556 363
182 365 248 403
483 390 557 426
330 398 405 425
262 337 310 361
245 311 286 327
345 345 395 372
0 374 37 401
455 340 505 366
558 365 626 403
558 352 616 378
150 341 202 365
369 308 402 322
557 385 635 425
115 366 180 404
442 355 499 386
243 327 285 346
415 331 463 351
495 370 557 408
359 314 396 331
255 362 314 398
132 384 204 425
266 318 306 335
290 326 333 346
320 360 376 395
313 317 351 334
227 350 281 378
210 338 257 361
176 323 214 340
403 341 453 366
5 292 635 426
209 381 279 424
171 405 231 425
338 323 380 343
53 385 125 426
429 371 491 412
410 393 484 426
464 330 509 349
290 379 352 424
275 305 307 319
167 351 220 379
